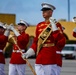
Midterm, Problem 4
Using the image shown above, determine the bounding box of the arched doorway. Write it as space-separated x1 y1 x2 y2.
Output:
28 36 34 49
63 33 69 40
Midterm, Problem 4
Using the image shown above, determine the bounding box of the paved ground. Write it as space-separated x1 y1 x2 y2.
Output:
61 59 76 75
5 58 35 75
5 58 76 75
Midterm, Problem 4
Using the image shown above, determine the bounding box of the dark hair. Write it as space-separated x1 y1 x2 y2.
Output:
73 17 76 19
18 23 25 26
41 8 52 11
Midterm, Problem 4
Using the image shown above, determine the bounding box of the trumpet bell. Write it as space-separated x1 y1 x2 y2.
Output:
8 36 17 44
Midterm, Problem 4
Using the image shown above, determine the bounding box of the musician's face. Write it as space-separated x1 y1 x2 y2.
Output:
17 25 27 33
0 28 5 34
42 10 53 19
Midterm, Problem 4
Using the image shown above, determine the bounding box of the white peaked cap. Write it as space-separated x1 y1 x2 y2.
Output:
18 20 29 27
41 2 56 11
0 22 6 29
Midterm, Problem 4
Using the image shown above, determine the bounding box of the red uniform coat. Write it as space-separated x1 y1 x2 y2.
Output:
10 32 29 64
73 32 76 37
0 34 8 64
56 23 66 67
31 21 66 65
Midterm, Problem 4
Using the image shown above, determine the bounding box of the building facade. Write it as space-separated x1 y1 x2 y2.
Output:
26 21 76 41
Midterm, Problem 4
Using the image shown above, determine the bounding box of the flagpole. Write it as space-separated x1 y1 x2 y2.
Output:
68 0 70 21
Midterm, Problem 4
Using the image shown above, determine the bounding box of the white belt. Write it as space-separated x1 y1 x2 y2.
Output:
0 50 3 52
13 50 25 53
56 51 61 54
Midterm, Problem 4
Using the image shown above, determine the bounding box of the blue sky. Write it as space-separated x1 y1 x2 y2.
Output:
0 0 76 25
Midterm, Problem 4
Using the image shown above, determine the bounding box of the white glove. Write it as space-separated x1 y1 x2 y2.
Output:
73 28 76 32
4 30 10 36
9 24 20 36
22 48 35 59
5 24 13 30
50 17 58 31
4 24 10 36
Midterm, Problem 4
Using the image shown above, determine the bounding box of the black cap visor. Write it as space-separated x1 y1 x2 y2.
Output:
41 8 52 11
0 26 4 29
18 23 25 26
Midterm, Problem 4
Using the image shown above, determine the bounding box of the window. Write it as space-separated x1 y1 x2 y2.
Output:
63 46 74 51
